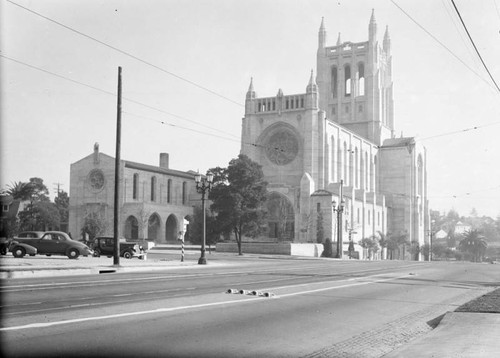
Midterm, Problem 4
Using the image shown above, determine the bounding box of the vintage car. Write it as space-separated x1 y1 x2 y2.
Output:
17 231 45 239
12 231 93 259
91 237 140 259
8 240 38 257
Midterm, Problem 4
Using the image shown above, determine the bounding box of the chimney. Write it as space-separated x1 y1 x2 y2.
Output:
160 153 169 169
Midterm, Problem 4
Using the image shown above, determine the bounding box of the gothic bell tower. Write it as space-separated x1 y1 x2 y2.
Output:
316 10 395 146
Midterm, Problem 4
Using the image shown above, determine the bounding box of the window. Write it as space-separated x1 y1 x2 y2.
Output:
332 66 338 98
2 204 9 212
344 64 351 96
133 173 139 199
332 106 336 115
167 179 172 203
182 182 187 205
368 210 371 224
358 105 363 113
357 208 360 223
358 63 365 96
151 176 157 201
317 203 321 212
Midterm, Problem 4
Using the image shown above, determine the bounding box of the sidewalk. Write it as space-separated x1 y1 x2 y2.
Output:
383 288 500 358
0 249 210 279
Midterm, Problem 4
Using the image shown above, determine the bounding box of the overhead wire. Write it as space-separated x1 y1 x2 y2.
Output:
390 0 498 93
0 53 291 155
450 0 500 93
5 0 244 107
0 53 240 140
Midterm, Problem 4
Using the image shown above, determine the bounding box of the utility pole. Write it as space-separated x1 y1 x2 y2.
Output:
53 183 63 197
113 66 122 266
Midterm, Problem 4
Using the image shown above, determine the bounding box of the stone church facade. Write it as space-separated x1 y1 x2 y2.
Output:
241 11 430 259
69 144 198 243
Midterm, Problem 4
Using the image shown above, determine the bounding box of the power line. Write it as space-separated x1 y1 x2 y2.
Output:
450 0 500 93
5 0 244 107
0 53 240 140
390 0 498 93
417 120 500 141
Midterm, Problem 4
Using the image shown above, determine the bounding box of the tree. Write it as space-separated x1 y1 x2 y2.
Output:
360 236 379 260
459 229 487 262
81 211 109 243
11 178 51 230
209 154 268 255
316 211 324 244
321 237 333 257
7 181 32 201
190 206 220 250
54 190 69 232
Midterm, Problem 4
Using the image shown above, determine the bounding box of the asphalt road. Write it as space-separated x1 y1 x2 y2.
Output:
1 255 499 358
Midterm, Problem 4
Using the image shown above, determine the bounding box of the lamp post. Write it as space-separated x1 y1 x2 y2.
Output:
194 171 213 265
332 198 345 259
332 179 345 259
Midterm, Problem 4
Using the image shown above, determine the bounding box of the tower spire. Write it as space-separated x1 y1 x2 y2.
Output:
246 77 256 99
306 69 317 93
336 32 342 46
369 8 377 43
318 17 326 49
383 25 391 54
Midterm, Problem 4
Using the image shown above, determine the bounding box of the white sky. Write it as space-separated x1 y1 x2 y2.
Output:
1 0 500 218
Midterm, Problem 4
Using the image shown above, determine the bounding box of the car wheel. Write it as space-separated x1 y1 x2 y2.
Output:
67 248 80 259
13 246 26 258
123 251 133 259
46 254 52 256
93 249 101 257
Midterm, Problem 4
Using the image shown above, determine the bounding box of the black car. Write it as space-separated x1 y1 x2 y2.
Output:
91 237 140 259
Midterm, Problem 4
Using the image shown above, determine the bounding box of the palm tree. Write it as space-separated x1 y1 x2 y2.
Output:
459 229 487 262
7 181 32 200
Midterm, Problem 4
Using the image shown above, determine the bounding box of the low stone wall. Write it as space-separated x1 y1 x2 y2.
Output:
216 242 324 257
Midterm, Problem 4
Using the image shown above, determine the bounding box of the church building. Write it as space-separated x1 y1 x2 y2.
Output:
241 11 430 259
68 144 198 244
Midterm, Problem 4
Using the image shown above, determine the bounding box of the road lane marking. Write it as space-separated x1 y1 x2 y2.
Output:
1 262 423 292
0 274 408 331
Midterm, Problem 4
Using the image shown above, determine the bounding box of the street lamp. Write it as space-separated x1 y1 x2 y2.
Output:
332 198 345 259
194 171 213 265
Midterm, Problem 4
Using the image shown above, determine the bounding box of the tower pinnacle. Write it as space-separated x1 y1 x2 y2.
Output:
369 8 377 43
246 77 256 99
336 32 342 46
383 25 391 54
318 17 326 49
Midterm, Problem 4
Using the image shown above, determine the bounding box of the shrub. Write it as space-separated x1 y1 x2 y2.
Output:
322 237 333 257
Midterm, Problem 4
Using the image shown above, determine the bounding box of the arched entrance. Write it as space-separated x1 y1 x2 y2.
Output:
148 213 161 242
184 215 192 243
124 216 139 240
165 214 178 243
267 192 295 241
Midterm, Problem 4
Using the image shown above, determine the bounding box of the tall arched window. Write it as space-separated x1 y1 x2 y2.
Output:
167 179 172 203
331 136 336 182
151 176 157 202
344 64 351 96
358 63 365 96
343 142 348 183
182 182 187 205
365 152 369 191
331 66 338 98
133 173 139 200
354 147 359 189
418 155 423 196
